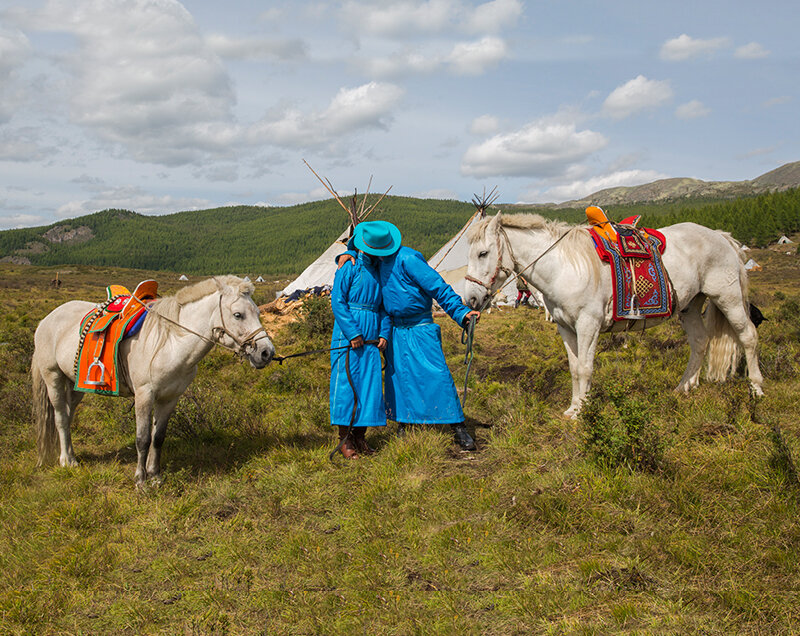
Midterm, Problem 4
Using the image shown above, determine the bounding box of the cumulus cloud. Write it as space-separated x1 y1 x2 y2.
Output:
0 213 48 229
735 42 770 59
447 36 508 74
339 0 522 38
250 82 404 147
0 27 31 123
660 34 730 61
675 99 710 120
469 115 500 136
14 0 239 165
0 127 51 161
359 49 440 78
206 33 307 60
602 75 673 119
460 121 607 178
55 184 212 218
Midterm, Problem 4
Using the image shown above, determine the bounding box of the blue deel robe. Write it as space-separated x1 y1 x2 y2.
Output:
329 251 391 427
378 246 471 425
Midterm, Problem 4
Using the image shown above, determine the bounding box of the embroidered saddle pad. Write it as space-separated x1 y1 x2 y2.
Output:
74 280 158 395
588 221 672 322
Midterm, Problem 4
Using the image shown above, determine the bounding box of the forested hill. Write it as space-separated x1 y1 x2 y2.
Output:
3 187 800 275
0 197 475 276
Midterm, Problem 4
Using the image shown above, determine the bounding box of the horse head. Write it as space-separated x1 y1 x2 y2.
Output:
464 212 514 310
213 277 275 368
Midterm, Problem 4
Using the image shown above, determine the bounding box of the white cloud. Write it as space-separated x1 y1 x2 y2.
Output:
359 49 440 78
520 169 668 203
463 0 523 34
55 185 212 218
0 213 48 229
0 27 31 123
603 75 673 119
469 115 500 136
339 0 456 38
447 36 508 75
461 121 607 178
250 82 404 148
413 188 459 199
735 42 770 59
0 127 51 161
763 96 792 108
660 34 730 61
676 99 710 120
206 33 307 60
15 0 238 166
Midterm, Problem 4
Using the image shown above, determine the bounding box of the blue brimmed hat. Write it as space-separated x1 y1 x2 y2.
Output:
351 221 402 256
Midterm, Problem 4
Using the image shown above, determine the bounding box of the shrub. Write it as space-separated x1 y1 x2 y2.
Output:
579 380 665 472
289 295 334 342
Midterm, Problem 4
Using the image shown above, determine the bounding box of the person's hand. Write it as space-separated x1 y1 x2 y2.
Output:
350 335 364 348
337 255 355 269
377 337 388 351
463 310 480 325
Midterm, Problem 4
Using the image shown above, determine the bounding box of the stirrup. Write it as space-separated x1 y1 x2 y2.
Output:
626 296 645 320
84 358 107 385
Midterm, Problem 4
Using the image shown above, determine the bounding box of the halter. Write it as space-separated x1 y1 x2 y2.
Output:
212 294 270 356
464 226 518 293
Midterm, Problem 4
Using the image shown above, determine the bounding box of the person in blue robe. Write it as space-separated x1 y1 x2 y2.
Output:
330 225 390 459
337 221 480 450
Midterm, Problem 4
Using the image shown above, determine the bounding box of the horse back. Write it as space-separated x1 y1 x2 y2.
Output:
34 300 96 380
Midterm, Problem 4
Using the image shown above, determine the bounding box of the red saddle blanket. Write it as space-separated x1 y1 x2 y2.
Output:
74 281 157 395
588 225 672 322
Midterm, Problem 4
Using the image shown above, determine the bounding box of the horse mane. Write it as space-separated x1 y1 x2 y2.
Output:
468 213 602 283
141 276 255 343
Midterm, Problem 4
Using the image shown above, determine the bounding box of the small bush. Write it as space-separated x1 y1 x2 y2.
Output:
579 380 665 472
289 295 334 342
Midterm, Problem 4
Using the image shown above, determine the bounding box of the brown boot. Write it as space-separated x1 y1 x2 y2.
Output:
337 426 359 459
352 427 375 455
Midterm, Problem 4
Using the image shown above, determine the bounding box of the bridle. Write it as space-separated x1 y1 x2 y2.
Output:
464 223 577 303
211 294 270 356
464 226 517 294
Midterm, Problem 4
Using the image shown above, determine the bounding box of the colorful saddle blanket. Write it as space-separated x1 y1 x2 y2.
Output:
74 280 158 395
588 223 672 322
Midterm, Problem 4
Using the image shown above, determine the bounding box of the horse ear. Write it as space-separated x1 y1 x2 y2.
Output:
488 211 502 230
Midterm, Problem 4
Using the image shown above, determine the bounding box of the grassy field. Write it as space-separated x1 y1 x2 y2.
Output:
1 247 800 635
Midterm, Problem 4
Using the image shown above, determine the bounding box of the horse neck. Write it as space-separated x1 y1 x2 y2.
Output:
170 291 220 367
503 226 565 295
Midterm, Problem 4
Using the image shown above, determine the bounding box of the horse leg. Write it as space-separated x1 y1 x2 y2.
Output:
42 370 80 467
557 325 583 418
676 294 708 393
571 317 602 418
146 397 179 485
133 391 154 486
710 295 764 396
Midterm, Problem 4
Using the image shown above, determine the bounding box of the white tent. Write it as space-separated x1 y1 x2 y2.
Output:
255 276 265 283
744 258 762 271
242 276 251 282
178 274 189 281
778 235 793 244
279 228 349 297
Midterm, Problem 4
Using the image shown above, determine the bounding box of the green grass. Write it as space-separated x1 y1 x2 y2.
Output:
1 256 800 634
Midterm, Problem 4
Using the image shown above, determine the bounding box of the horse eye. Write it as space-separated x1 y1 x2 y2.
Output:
233 312 243 319
479 251 488 258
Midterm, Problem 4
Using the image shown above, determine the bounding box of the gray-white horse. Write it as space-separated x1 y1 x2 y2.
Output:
31 276 275 485
464 213 763 418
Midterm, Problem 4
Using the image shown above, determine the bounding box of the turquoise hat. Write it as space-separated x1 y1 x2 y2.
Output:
352 221 402 256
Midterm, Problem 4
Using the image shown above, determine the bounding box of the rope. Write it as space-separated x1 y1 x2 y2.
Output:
460 313 477 407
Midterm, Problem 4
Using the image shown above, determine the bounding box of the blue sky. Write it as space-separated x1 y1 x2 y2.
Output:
0 0 796 230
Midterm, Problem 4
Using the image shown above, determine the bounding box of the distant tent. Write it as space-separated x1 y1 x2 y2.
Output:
255 276 265 283
178 274 189 281
744 258 762 271
778 235 793 244
243 276 251 282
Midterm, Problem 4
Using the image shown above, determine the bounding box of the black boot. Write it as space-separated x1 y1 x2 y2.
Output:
451 423 476 451
396 423 408 438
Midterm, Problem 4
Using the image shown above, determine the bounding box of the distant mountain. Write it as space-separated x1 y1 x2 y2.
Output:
525 161 800 209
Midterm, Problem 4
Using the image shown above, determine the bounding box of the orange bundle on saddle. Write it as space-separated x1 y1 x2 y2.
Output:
74 280 158 395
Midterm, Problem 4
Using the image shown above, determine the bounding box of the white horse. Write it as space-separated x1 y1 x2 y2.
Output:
31 276 275 485
464 213 763 418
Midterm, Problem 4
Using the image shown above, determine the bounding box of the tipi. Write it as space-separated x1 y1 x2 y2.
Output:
178 274 189 281
278 162 391 298
744 258 762 271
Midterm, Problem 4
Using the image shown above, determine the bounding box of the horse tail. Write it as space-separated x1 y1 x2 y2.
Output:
31 353 58 466
705 231 749 381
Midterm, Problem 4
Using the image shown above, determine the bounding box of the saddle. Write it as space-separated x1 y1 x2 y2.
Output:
74 280 158 395
586 206 672 322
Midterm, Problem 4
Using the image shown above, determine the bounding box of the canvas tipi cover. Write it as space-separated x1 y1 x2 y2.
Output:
279 229 349 297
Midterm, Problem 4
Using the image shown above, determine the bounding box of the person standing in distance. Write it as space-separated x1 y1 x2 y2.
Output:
338 220 480 450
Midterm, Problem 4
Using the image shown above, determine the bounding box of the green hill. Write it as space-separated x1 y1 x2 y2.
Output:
0 197 475 277
3 187 800 275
